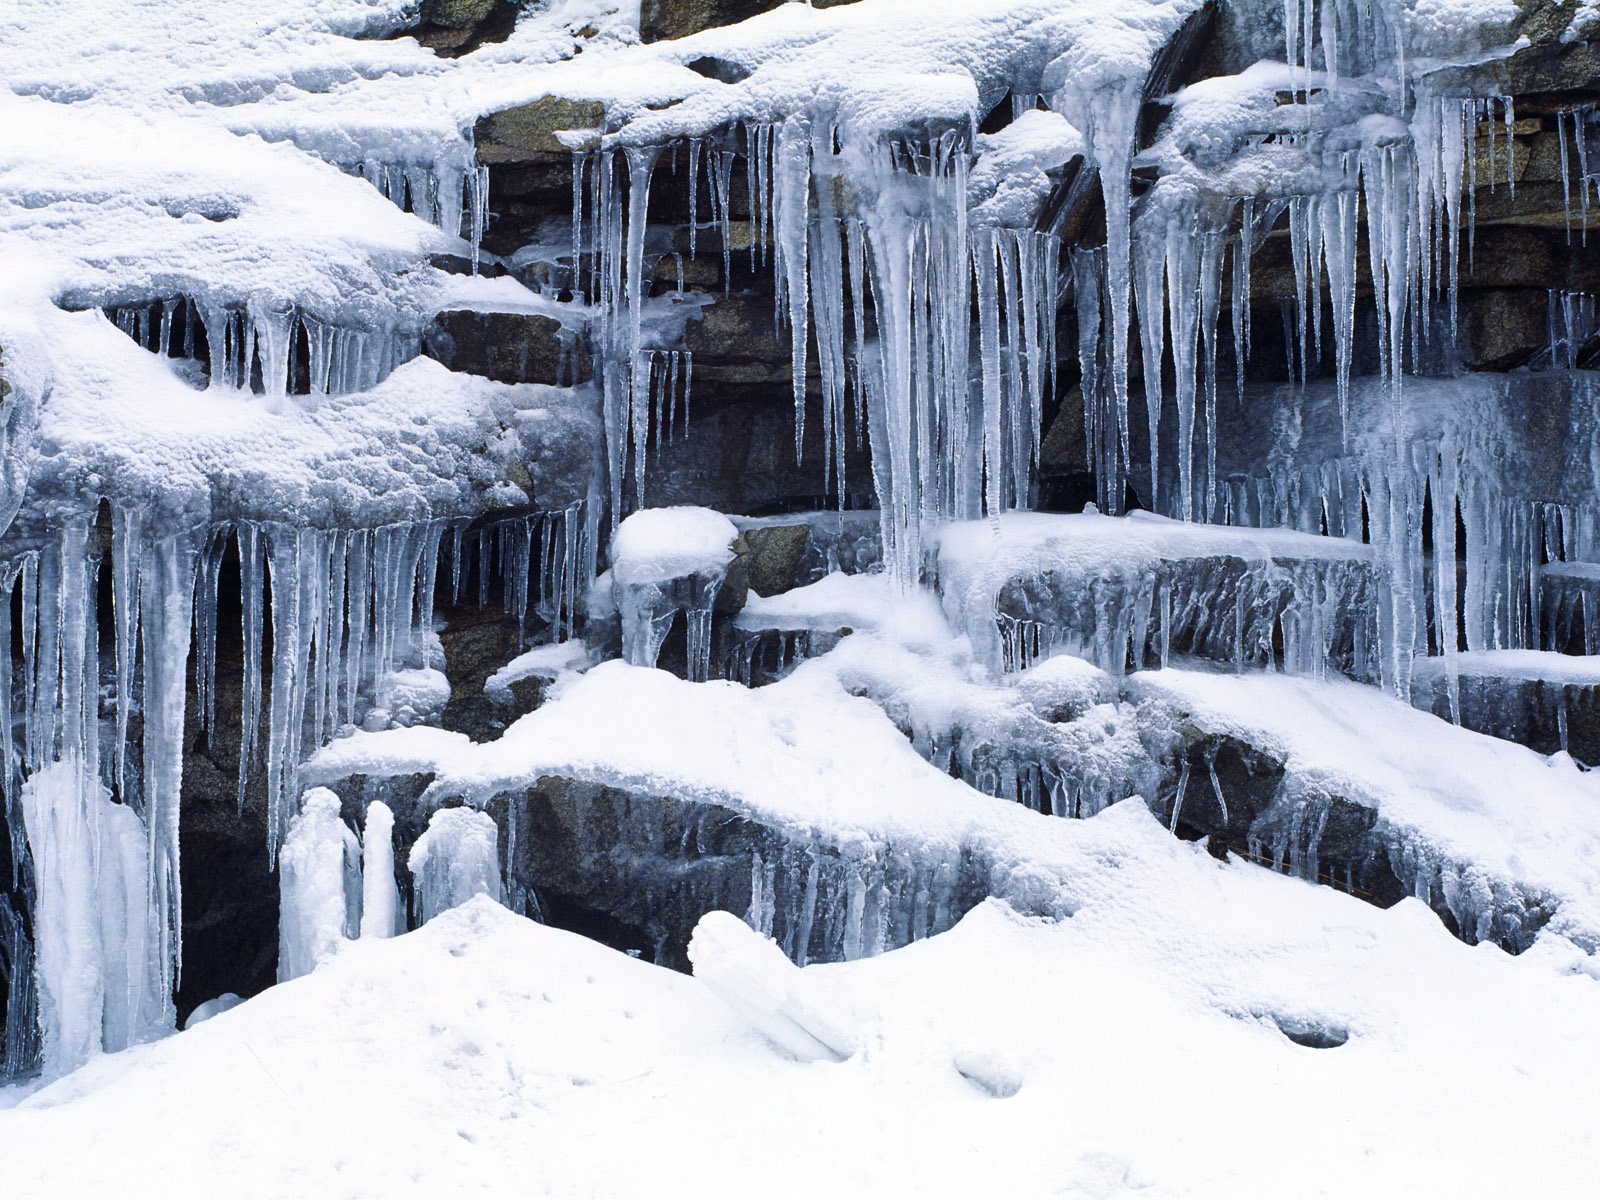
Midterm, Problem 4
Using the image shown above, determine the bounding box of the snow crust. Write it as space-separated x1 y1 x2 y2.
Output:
484 639 594 701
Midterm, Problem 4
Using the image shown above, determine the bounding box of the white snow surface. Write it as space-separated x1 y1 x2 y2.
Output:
1 865 1598 1197
609 505 738 586
1129 666 1600 944
484 639 594 700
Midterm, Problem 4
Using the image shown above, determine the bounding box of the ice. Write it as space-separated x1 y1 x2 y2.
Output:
359 801 403 941
182 994 243 1030
408 807 504 925
611 506 737 679
0 895 40 1079
277 787 362 983
19 760 161 1079
935 512 1377 678
687 911 852 1062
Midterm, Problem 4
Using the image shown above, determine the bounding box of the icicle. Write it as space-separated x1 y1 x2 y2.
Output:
774 116 813 464
626 147 660 510
139 531 197 1016
110 510 141 801
237 527 264 815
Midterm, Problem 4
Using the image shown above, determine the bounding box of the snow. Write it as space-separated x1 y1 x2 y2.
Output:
1413 648 1600 686
1 0 1595 1188
180 994 242 1030
609 505 737 588
2 862 1599 1197
484 639 594 701
1129 666 1600 947
22 342 600 529
736 569 917 633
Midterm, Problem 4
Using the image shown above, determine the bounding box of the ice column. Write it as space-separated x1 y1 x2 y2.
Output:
20 759 159 1078
409 807 504 925
277 788 362 982
360 801 403 940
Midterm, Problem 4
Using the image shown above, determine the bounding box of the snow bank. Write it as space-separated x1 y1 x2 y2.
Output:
1130 667 1600 947
2 853 1599 1197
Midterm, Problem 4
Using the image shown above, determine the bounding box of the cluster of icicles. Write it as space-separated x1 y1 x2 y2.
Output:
1068 70 1600 707
346 157 490 267
0 499 594 1080
106 297 421 398
573 120 1060 584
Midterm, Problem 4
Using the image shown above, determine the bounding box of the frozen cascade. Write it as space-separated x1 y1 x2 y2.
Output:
105 297 422 398
277 787 362 983
1546 291 1600 369
359 801 402 940
0 895 39 1078
347 155 490 259
0 498 595 1077
583 127 1057 580
19 759 162 1080
408 806 503 925
936 513 1379 681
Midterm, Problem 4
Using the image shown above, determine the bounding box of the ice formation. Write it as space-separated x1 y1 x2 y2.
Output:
408 806 504 925
611 506 737 679
277 788 362 983
359 801 403 941
2 0 1598 1138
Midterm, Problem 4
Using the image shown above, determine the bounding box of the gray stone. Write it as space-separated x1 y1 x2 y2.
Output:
424 309 590 386
475 97 607 166
1458 288 1548 369
403 0 520 57
640 0 859 45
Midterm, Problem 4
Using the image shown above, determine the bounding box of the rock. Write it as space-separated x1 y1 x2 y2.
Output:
1414 665 1600 766
640 0 860 44
1038 385 1088 476
683 290 790 384
1458 288 1548 370
402 0 520 57
1427 1 1600 104
503 774 985 969
438 604 530 740
475 97 607 166
424 309 590 386
723 522 810 605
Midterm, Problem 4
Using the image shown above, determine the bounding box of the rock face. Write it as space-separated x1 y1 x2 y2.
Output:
401 0 520 57
639 0 861 44
425 310 590 386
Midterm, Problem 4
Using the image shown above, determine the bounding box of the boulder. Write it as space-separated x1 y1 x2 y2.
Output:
403 0 520 57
